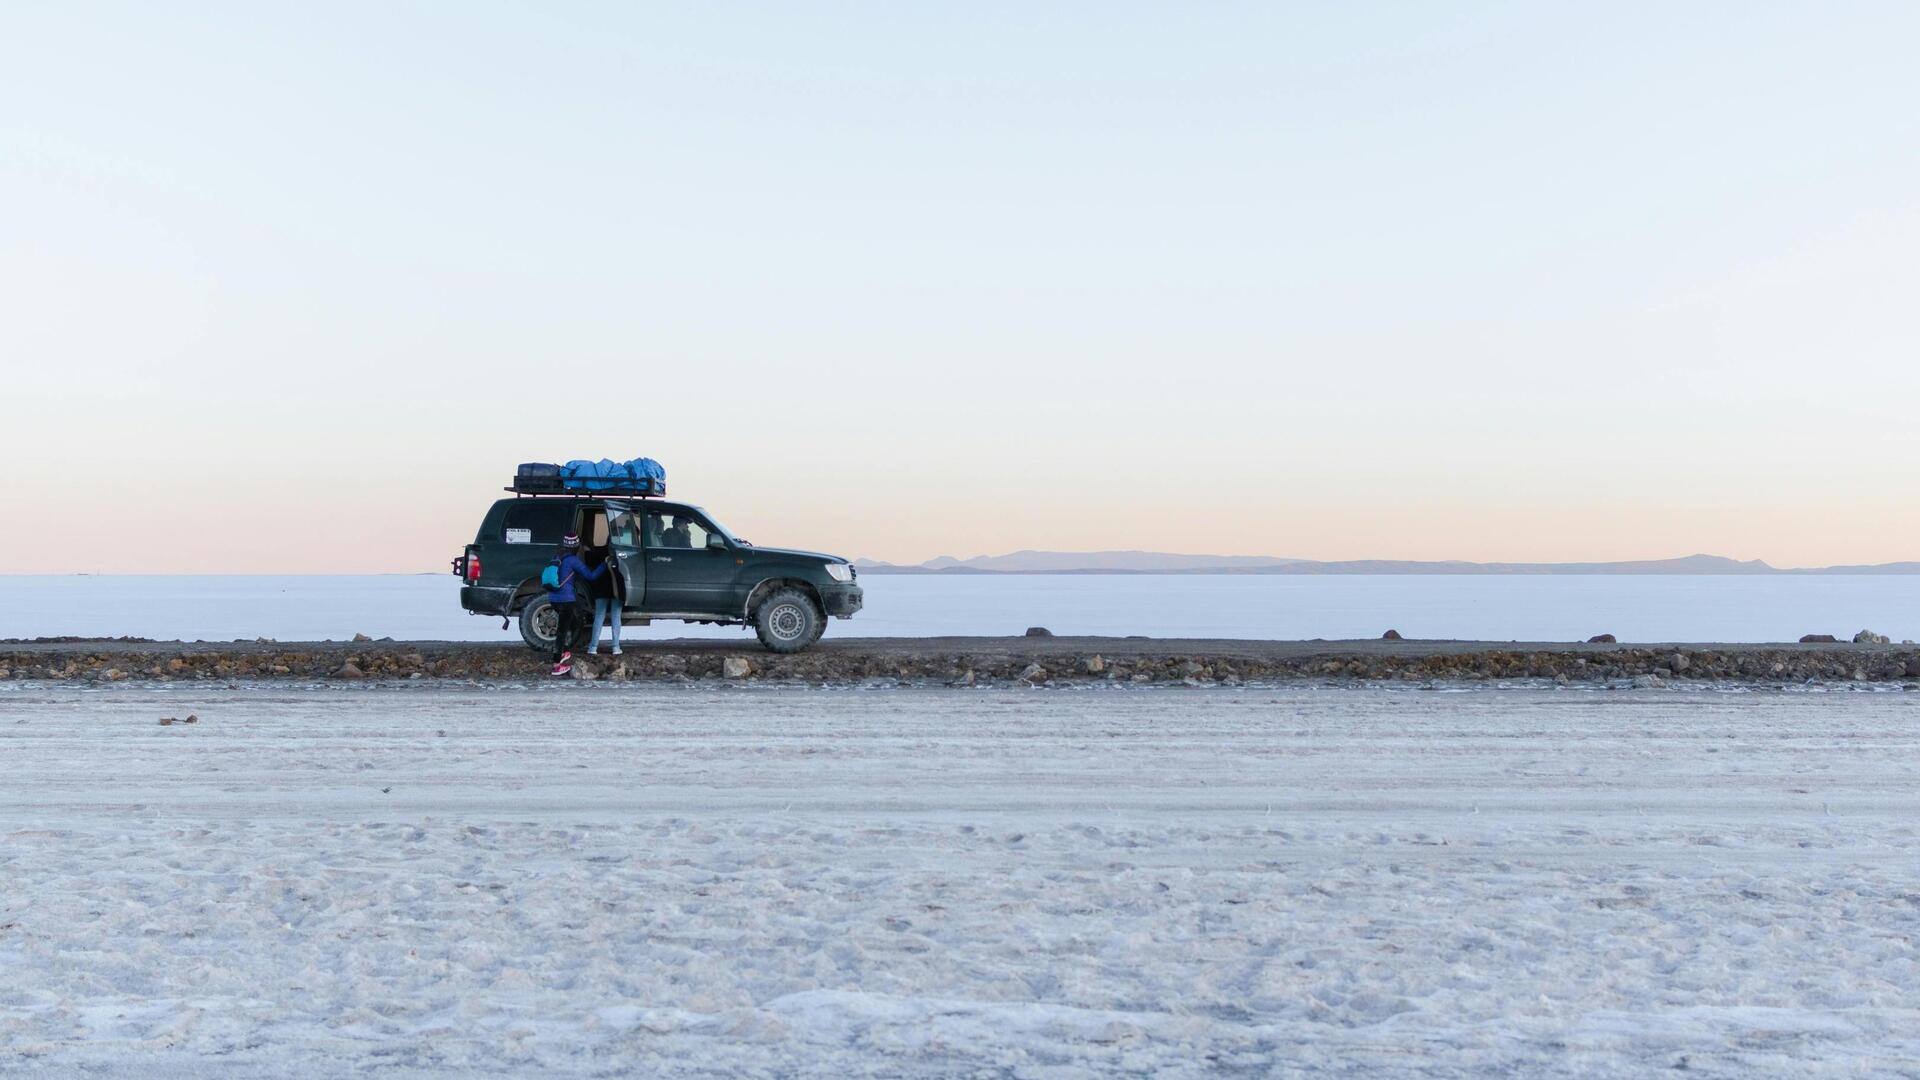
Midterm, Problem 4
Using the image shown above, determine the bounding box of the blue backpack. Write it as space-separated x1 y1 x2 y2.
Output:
540 559 565 590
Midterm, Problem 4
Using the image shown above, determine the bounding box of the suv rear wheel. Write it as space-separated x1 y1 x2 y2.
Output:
753 588 822 653
518 596 591 653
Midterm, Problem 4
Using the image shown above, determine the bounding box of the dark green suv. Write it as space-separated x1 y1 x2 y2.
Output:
452 495 862 653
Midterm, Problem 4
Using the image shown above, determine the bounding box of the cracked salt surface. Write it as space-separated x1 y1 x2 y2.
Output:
1 685 1917 1076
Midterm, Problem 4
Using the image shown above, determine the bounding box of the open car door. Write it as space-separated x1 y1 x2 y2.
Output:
602 502 646 608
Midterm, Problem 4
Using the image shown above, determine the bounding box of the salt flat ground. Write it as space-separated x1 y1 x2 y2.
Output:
2 683 1917 1077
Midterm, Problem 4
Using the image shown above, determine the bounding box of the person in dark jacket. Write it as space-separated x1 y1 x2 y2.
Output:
547 533 606 676
584 544 621 656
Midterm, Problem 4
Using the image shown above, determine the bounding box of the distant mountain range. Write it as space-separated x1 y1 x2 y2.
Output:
853 551 1920 575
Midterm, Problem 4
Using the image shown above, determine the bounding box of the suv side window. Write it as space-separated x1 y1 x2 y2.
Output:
502 501 573 544
643 510 714 550
610 511 641 548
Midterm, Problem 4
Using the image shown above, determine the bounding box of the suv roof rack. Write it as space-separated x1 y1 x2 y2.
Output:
505 479 666 499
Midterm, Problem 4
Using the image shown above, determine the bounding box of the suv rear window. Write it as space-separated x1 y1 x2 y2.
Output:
501 501 574 544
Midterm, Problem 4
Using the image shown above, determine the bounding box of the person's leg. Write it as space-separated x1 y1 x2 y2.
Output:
608 599 622 653
551 603 577 666
590 598 611 654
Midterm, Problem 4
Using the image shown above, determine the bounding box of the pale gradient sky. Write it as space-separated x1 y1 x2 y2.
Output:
4 2 1918 573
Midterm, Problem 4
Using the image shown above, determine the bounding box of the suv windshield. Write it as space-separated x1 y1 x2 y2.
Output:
696 508 734 543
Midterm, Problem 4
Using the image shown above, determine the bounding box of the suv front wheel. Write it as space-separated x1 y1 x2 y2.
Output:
753 588 823 653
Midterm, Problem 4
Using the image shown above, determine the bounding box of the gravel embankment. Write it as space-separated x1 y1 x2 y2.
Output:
3 637 1917 686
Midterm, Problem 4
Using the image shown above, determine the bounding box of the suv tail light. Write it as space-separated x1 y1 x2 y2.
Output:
465 553 482 583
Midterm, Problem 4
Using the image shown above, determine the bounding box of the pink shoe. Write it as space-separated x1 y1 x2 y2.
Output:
551 661 572 677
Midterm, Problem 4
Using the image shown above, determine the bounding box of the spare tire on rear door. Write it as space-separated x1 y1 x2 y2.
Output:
753 588 822 653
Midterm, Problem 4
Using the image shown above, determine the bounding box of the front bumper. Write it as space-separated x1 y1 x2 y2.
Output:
460 585 515 617
821 583 864 618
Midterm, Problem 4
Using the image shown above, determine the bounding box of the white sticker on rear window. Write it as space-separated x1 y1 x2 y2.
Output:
505 528 532 544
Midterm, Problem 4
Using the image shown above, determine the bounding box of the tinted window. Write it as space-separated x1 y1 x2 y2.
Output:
643 509 715 550
609 511 641 548
502 501 573 544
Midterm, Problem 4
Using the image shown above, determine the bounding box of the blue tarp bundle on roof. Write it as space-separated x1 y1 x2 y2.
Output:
560 458 666 494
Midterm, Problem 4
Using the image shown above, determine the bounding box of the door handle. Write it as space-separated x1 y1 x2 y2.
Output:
651 556 672 563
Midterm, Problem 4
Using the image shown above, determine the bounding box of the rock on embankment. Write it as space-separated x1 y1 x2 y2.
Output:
3 642 1918 687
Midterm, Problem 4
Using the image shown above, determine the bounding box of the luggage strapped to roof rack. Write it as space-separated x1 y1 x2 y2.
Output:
506 457 666 498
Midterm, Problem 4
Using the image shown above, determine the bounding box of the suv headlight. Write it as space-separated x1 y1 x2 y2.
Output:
825 563 854 583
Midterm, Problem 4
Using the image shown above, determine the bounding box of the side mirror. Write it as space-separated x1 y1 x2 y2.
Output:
706 534 727 551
